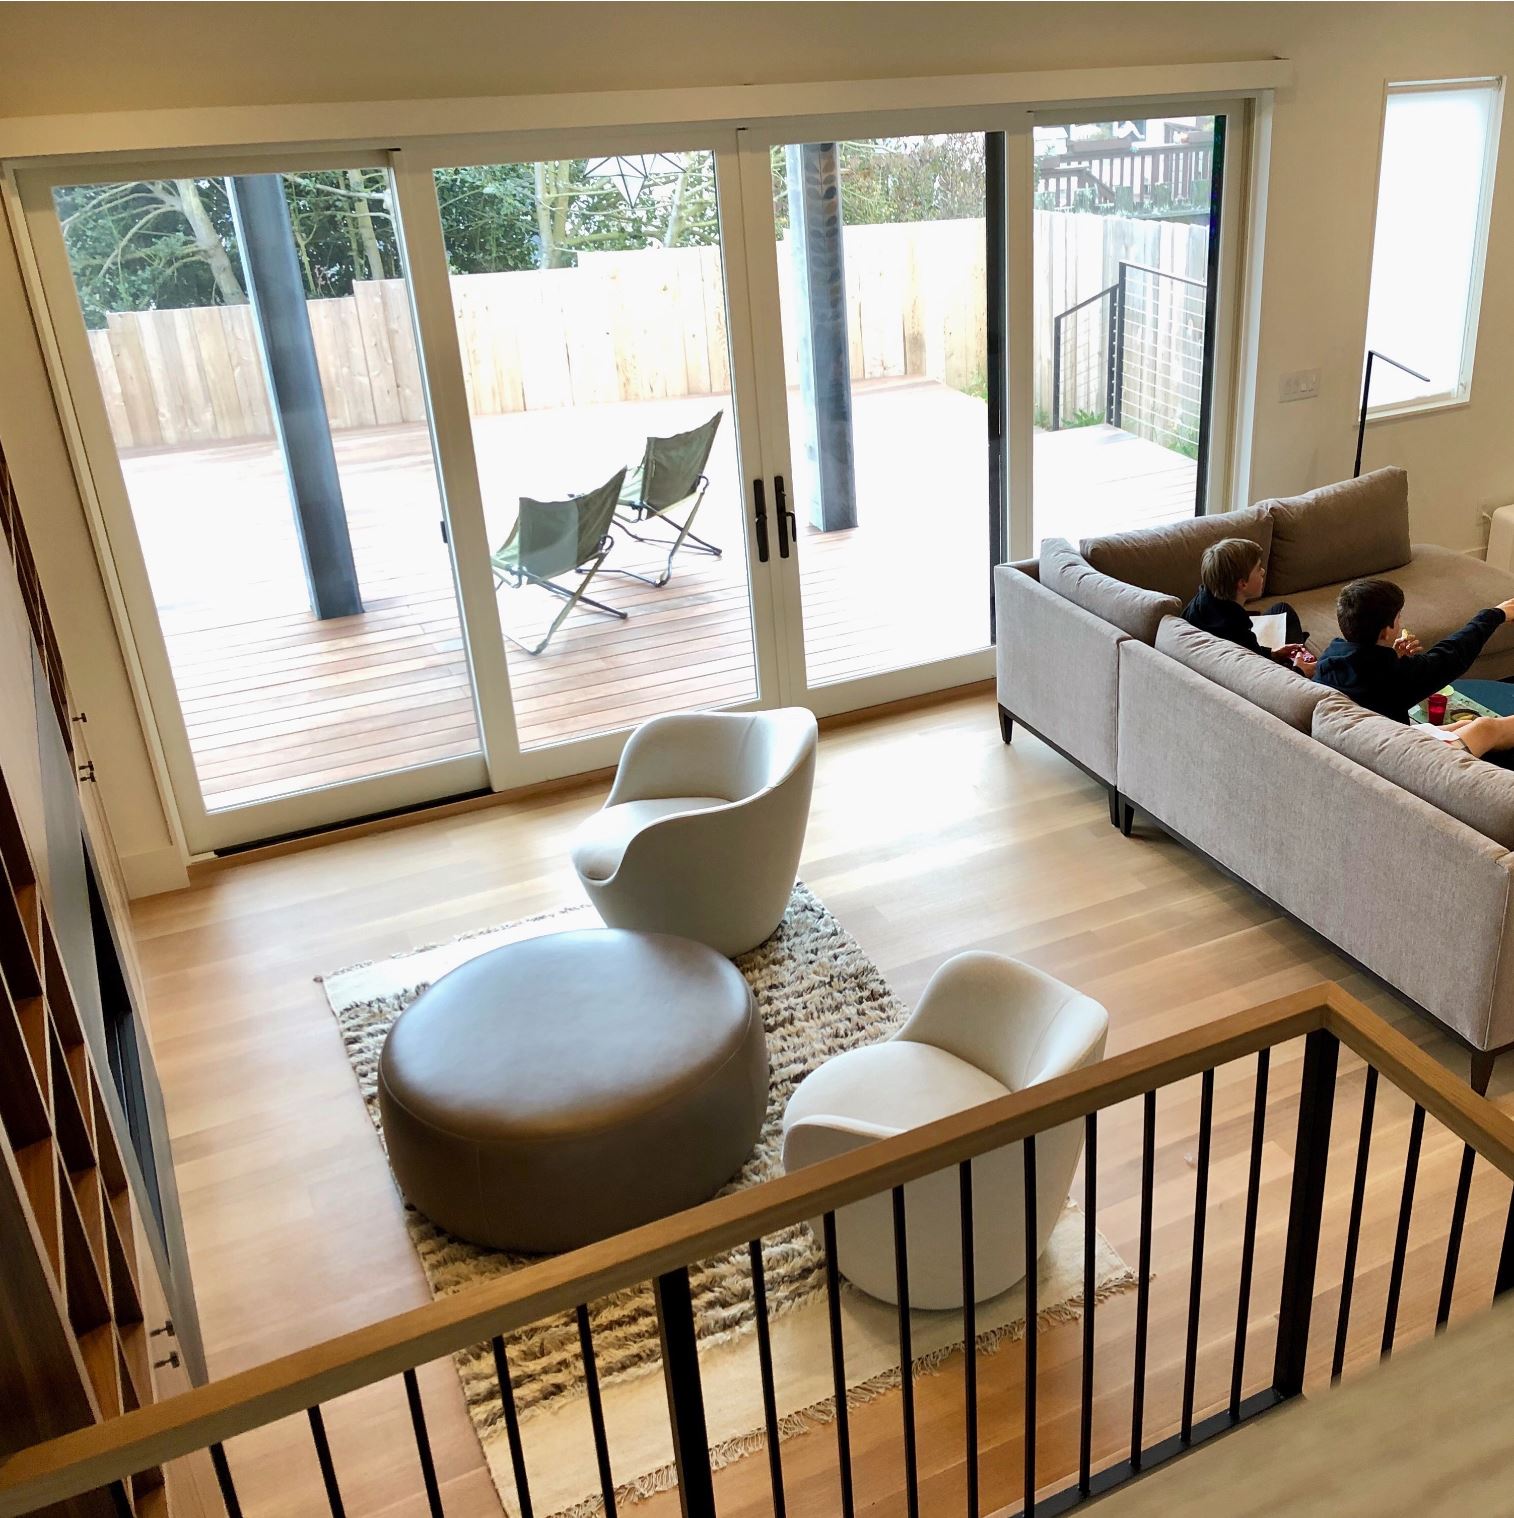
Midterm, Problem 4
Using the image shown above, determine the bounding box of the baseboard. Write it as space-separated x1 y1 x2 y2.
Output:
120 844 189 899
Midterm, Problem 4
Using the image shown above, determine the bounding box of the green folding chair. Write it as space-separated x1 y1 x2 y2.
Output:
491 468 628 656
612 411 723 587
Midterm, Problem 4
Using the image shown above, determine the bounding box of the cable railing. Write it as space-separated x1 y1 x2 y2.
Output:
1051 260 1206 456
2 983 1513 1518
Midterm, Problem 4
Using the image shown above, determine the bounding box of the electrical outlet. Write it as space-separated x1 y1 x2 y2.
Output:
1279 368 1321 403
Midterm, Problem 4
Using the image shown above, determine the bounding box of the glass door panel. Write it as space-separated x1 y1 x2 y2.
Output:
1031 114 1220 547
48 167 480 822
432 150 760 750
767 134 992 688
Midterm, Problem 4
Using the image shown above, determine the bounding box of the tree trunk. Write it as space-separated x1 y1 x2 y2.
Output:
663 159 690 249
345 169 387 281
172 178 245 304
534 161 563 269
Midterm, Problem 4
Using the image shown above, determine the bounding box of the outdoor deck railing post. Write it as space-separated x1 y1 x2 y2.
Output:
1272 1028 1340 1399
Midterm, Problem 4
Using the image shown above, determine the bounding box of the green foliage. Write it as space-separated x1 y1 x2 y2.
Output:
770 134 985 235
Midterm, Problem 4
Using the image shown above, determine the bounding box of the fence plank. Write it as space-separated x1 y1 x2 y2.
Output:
219 306 271 439
352 282 402 426
88 329 134 451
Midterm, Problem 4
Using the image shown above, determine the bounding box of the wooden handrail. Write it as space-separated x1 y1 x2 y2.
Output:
0 982 1505 1515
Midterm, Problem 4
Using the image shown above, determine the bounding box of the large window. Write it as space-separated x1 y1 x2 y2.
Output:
1364 78 1503 413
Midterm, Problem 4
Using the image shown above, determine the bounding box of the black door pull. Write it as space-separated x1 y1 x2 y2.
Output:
774 474 797 558
753 478 771 563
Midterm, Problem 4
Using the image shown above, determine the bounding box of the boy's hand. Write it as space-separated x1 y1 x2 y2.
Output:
1292 650 1318 677
1498 597 1514 621
1394 632 1423 658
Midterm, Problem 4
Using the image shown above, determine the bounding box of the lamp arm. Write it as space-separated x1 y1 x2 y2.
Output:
1354 349 1433 477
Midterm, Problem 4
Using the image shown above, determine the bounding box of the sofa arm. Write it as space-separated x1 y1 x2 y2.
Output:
995 563 1124 786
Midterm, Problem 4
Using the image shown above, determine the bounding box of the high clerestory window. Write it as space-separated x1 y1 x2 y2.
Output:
1364 77 1504 414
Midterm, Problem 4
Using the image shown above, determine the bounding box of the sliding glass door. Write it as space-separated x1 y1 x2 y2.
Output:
735 127 1004 713
1030 107 1236 548
20 158 489 851
16 101 1248 851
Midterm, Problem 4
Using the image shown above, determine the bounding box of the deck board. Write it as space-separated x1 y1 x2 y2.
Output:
116 382 1195 812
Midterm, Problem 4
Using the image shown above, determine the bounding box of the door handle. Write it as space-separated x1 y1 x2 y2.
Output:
753 478 771 563
774 474 797 558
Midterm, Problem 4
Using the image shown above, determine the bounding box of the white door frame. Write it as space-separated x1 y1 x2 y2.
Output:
393 125 790 791
10 147 496 853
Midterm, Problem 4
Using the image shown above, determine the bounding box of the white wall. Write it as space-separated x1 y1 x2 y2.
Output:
1 1 1511 888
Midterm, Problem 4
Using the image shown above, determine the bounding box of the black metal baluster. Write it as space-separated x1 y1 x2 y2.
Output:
403 1368 445 1518
576 1305 617 1517
209 1441 244 1518
1438 1143 1478 1329
1381 1103 1426 1359
960 1161 978 1518
1023 1134 1039 1516
892 1187 920 1518
1496 1186 1514 1299
1332 1065 1378 1382
822 1211 856 1518
1130 1090 1156 1469
1180 1069 1214 1443
748 1241 786 1518
1273 1030 1339 1400
491 1336 535 1518
1080 1113 1097 1496
307 1404 346 1517
654 1267 716 1517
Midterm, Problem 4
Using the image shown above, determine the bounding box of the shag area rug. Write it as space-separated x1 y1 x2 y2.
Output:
320 885 1135 1518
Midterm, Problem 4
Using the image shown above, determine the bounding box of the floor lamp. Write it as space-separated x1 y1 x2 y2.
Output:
1354 348 1431 477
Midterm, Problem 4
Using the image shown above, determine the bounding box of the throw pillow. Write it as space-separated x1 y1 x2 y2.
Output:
1081 506 1274 603
1261 467 1411 597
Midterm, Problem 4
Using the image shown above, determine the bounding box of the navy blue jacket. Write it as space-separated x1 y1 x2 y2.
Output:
1182 587 1266 654
1314 609 1506 722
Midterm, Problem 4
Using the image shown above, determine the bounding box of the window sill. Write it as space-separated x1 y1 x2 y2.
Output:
1364 395 1472 425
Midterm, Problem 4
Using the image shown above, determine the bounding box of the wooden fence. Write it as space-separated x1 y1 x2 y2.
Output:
86 212 1194 453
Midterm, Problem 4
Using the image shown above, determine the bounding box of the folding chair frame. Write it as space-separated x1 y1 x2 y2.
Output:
494 532 627 656
612 473 720 587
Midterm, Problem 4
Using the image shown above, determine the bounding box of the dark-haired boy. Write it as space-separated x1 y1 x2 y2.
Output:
1315 578 1514 755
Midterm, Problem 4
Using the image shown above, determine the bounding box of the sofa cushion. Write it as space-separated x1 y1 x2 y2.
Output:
1039 538 1180 644
1311 692 1514 849
1260 467 1411 596
1250 544 1514 671
1081 506 1273 603
1155 616 1330 732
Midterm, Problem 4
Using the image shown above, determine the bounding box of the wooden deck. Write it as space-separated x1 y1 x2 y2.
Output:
118 384 1194 812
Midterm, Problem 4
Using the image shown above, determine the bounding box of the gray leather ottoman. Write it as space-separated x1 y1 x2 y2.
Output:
377 928 768 1251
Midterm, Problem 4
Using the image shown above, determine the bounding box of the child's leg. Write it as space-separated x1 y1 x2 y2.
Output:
1445 714 1514 760
1264 600 1308 646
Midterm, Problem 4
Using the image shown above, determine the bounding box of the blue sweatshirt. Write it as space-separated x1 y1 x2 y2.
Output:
1313 609 1506 722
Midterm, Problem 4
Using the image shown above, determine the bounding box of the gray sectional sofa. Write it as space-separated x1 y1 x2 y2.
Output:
995 467 1514 1086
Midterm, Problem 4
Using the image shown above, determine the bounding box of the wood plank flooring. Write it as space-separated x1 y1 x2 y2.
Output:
129 687 1507 1518
118 387 1194 812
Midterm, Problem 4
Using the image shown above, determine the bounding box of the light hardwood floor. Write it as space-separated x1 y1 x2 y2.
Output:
129 687 1507 1517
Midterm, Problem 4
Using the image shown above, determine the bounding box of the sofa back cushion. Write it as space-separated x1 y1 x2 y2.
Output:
1311 691 1514 849
1261 467 1411 596
1155 615 1330 731
1039 538 1180 643
1081 506 1273 603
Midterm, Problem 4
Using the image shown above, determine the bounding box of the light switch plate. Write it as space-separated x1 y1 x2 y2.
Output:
1280 368 1321 402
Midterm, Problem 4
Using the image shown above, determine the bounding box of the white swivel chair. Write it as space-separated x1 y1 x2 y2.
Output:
570 708 818 958
782 951 1108 1308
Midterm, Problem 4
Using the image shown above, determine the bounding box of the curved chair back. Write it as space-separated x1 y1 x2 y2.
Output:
607 708 817 808
633 412 722 510
516 469 626 578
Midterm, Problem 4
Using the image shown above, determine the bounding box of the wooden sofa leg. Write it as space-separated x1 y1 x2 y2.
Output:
998 704 1014 744
1120 801 1135 838
1108 789 1120 828
1471 1050 1497 1096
